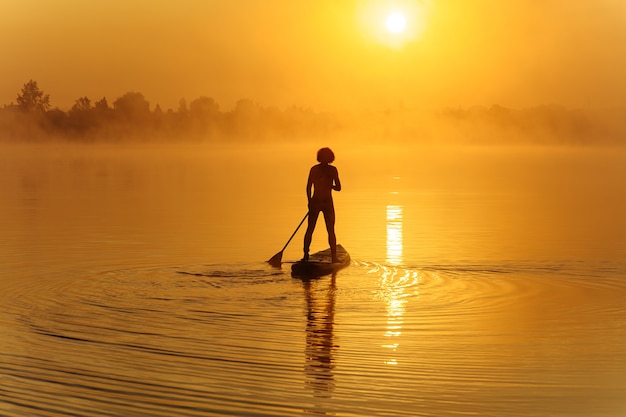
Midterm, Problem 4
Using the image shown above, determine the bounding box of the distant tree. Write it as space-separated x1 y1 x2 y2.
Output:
178 98 188 114
113 92 150 122
189 96 219 118
16 80 50 113
43 108 67 133
93 97 113 130
71 96 92 113
233 98 259 118
94 97 110 112
152 103 165 132
225 99 264 138
67 97 96 136
187 97 220 137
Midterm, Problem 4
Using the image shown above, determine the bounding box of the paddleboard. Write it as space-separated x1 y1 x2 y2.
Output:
291 244 350 278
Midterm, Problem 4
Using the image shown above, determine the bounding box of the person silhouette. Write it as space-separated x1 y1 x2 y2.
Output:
303 148 342 262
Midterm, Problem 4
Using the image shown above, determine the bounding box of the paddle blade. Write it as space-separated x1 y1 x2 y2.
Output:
267 251 283 267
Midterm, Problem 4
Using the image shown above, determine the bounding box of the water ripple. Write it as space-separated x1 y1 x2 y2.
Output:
2 261 626 416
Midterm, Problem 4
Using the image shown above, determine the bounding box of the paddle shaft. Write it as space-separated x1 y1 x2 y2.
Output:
268 212 309 266
280 212 309 252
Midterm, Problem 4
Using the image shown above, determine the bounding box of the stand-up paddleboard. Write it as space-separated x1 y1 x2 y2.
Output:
291 244 350 278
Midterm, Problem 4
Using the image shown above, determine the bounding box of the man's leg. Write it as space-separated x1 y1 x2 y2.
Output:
303 210 320 261
323 208 338 262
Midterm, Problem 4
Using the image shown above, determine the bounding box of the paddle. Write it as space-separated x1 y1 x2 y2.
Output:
267 212 309 267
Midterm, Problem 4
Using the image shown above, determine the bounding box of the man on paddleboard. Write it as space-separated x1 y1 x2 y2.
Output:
303 147 342 263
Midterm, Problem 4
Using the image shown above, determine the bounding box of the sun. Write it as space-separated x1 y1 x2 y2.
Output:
386 12 407 33
358 1 431 48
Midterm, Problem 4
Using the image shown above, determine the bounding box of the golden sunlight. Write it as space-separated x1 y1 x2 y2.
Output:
386 12 406 33
386 204 403 265
358 1 430 49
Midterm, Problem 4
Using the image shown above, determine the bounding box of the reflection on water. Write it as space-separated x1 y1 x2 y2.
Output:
383 204 408 365
385 204 403 265
302 275 337 414
378 267 420 366
2 144 626 416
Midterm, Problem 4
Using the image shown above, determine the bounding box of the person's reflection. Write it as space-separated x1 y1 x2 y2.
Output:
302 274 337 403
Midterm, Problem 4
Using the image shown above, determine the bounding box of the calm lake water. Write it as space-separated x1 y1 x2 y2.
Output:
1 142 625 416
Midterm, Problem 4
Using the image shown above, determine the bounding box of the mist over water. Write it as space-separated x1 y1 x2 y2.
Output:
5 0 626 413
1 142 625 416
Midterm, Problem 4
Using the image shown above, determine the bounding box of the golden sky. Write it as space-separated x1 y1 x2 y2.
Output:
2 0 626 111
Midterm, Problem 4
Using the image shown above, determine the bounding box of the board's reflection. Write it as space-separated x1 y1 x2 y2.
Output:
302 274 338 413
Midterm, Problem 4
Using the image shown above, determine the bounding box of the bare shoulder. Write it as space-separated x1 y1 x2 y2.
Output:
310 163 338 177
310 163 328 173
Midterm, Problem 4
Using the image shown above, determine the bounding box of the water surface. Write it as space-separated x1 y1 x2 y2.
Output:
1 143 625 416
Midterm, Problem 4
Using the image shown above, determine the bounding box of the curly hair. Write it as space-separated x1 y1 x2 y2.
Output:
316 147 335 163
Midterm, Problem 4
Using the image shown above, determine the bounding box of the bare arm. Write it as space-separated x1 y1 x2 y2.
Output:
306 169 313 205
333 167 341 192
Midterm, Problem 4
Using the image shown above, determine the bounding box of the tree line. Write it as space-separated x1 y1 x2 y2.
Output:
2 80 624 145
0 80 341 142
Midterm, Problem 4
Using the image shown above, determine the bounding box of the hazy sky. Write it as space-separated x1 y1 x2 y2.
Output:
2 0 626 111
